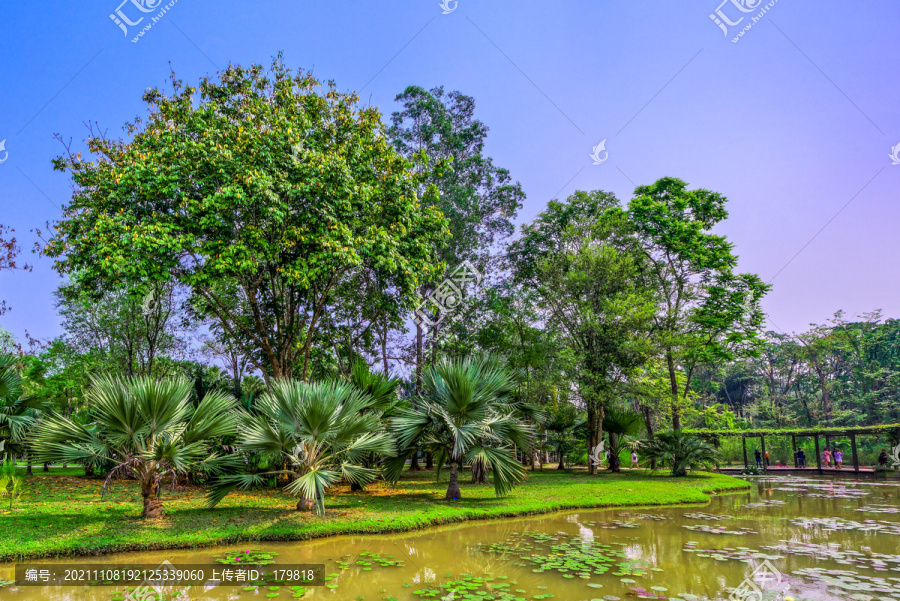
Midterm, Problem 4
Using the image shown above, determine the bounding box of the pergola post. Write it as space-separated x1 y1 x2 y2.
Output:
742 437 749 468
792 434 798 468
814 434 822 473
760 436 767 471
851 433 859 472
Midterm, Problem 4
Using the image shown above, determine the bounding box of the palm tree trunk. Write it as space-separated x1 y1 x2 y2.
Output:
141 478 162 518
409 450 421 471
446 461 461 500
609 433 620 473
471 459 487 484
425 452 433 469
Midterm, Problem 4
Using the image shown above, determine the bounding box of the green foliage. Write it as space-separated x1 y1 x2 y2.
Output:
544 403 582 469
642 430 720 477
0 460 26 509
602 407 643 472
628 177 769 429
46 56 449 381
387 356 535 498
0 356 42 459
31 376 239 516
509 190 656 468
55 280 189 377
686 423 900 436
389 85 524 273
208 380 397 515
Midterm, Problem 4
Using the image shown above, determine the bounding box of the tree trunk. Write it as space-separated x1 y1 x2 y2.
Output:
297 496 315 511
557 454 565 470
26 459 33 477
446 461 461 500
666 351 681 430
43 463 50 472
409 451 421 471
609 433 620 473
471 459 487 484
415 321 424 393
426 452 434 470
141 480 162 518
641 404 658 469
587 407 598 475
84 463 94 477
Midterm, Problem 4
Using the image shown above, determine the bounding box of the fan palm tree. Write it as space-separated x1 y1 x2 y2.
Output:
343 360 401 491
31 376 238 517
207 380 397 515
0 355 43 464
642 430 720 476
602 407 643 472
387 356 535 500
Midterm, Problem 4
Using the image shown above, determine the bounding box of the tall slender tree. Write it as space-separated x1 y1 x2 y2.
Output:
628 177 769 430
510 191 656 474
389 86 525 387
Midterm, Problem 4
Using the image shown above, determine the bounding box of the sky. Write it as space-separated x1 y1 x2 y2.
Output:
1 1 898 345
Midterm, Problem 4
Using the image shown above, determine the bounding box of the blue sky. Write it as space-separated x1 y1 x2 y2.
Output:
1 1 899 344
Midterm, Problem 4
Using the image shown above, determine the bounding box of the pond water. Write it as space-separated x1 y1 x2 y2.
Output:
2 475 899 601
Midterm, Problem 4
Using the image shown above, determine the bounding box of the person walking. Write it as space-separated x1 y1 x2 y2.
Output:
822 447 832 468
797 448 806 468
834 448 843 469
630 451 639 469
765 451 770 467
754 449 762 468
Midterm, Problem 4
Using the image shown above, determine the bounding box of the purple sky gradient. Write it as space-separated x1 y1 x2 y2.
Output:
1 1 898 345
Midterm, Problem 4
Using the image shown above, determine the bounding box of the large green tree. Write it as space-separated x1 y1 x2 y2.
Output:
389 86 524 385
628 177 769 430
46 58 449 381
510 191 656 474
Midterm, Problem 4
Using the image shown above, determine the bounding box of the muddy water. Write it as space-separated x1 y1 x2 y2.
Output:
2 476 899 601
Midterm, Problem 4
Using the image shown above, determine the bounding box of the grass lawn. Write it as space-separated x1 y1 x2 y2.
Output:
0 467 749 562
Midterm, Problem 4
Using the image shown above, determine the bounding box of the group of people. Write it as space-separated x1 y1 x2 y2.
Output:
754 446 844 468
820 447 844 468
752 446 896 469
754 448 769 468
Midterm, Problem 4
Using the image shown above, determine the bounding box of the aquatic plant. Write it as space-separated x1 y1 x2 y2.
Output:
214 549 278 565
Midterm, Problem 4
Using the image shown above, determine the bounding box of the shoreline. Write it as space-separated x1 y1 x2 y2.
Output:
0 470 750 563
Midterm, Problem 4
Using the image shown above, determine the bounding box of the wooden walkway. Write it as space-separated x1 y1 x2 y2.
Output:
718 465 891 478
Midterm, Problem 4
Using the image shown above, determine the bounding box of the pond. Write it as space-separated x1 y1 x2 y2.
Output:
2 475 899 601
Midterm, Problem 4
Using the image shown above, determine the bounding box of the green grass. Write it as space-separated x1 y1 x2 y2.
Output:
0 467 749 562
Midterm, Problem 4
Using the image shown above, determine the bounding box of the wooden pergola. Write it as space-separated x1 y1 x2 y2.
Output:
688 425 900 474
